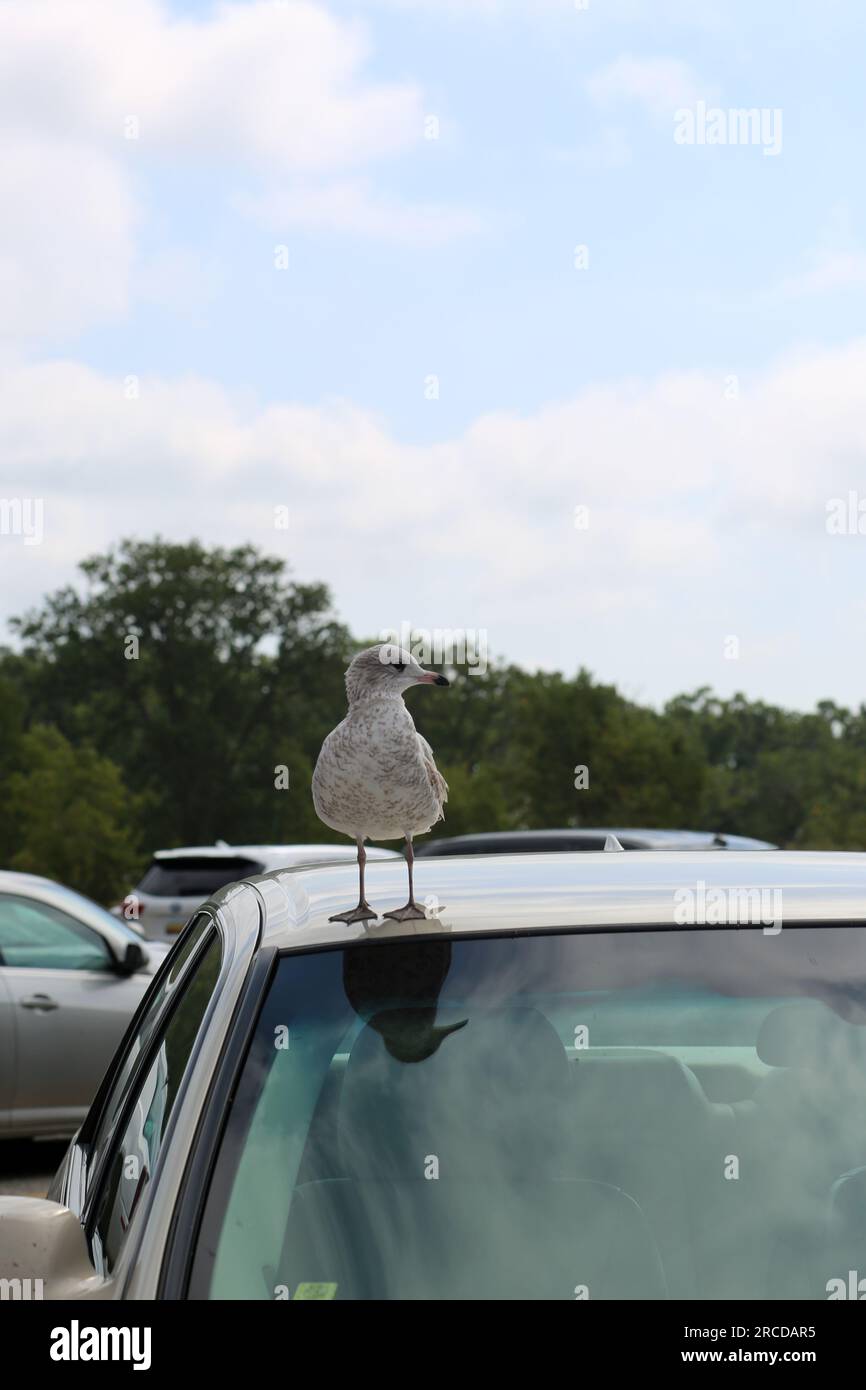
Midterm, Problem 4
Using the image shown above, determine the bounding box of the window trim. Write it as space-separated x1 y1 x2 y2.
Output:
158 946 278 1300
85 930 224 1276
76 913 216 1216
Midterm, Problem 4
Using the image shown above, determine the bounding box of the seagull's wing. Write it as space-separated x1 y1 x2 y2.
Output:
417 732 448 814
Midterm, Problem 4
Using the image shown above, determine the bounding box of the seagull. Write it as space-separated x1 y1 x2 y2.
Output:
312 643 450 924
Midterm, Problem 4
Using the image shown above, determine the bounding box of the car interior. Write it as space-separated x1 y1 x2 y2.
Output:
201 929 866 1301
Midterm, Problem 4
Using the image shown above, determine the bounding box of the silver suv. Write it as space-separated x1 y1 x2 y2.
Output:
117 842 399 940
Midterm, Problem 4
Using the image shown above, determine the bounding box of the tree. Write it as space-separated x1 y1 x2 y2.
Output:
11 538 351 849
5 726 139 902
0 665 25 860
8 537 866 859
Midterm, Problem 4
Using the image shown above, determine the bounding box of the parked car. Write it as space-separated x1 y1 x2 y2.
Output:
6 848 866 1300
0 871 167 1140
415 828 778 855
116 842 400 941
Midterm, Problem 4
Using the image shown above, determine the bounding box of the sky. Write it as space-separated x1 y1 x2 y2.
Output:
3 0 866 709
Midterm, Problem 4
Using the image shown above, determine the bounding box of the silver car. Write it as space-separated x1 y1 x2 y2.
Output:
5 850 866 1300
119 842 400 941
0 872 167 1140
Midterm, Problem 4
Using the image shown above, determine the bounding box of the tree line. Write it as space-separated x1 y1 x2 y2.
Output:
0 537 860 903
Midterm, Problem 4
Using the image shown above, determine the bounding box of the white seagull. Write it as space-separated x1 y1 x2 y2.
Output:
312 643 450 924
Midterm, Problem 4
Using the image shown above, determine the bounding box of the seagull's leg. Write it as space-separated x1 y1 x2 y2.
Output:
383 837 429 921
329 839 378 924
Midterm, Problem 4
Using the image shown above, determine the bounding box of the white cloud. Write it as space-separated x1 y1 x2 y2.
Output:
774 251 866 301
5 343 865 541
134 247 225 311
0 0 423 172
766 210 866 301
242 179 482 244
367 0 735 27
367 0 565 11
0 134 137 348
587 54 709 118
0 0 452 341
5 341 866 708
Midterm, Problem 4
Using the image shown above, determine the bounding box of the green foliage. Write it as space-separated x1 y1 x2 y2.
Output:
4 726 139 902
2 537 866 906
10 537 351 850
0 666 25 861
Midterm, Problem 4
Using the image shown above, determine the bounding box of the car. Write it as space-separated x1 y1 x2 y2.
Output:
0 871 168 1141
117 842 401 941
5 848 866 1301
415 827 778 855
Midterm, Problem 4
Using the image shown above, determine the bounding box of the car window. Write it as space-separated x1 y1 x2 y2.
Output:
90 934 222 1274
138 856 263 898
46 882 147 944
190 926 866 1301
85 913 213 1181
0 894 112 971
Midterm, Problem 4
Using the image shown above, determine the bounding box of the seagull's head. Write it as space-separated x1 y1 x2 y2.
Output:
345 643 450 703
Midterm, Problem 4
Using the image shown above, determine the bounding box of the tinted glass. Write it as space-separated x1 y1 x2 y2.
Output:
87 915 213 1179
193 926 866 1301
138 857 262 897
0 895 112 971
47 882 147 944
92 935 221 1272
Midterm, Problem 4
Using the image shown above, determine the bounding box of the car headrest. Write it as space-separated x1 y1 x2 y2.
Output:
757 1000 866 1069
571 1049 711 1128
339 1005 569 1180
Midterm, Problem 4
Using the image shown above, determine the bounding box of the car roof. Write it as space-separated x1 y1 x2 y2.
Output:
207 849 866 953
0 870 56 888
151 844 399 861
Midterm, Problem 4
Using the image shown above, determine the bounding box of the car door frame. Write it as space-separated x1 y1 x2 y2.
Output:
155 938 278 1299
121 882 271 1299
49 909 218 1216
51 881 265 1299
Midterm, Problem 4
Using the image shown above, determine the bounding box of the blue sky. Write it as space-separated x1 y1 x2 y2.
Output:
68 0 866 438
3 0 866 709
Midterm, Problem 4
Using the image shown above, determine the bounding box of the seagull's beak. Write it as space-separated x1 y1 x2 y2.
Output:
416 670 450 686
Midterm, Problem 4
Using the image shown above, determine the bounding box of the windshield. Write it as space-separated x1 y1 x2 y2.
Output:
191 926 866 1301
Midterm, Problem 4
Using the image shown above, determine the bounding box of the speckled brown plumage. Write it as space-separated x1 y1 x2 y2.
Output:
312 645 448 843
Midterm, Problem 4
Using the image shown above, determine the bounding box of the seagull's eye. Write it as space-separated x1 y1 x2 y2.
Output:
392 659 407 672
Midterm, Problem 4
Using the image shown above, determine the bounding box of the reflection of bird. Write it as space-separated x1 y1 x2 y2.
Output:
368 1009 468 1063
343 939 467 1062
312 644 450 924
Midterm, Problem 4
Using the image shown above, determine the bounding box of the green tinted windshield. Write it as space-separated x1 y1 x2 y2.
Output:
191 926 866 1301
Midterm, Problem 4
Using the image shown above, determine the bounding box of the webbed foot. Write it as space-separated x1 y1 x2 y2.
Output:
329 903 378 924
